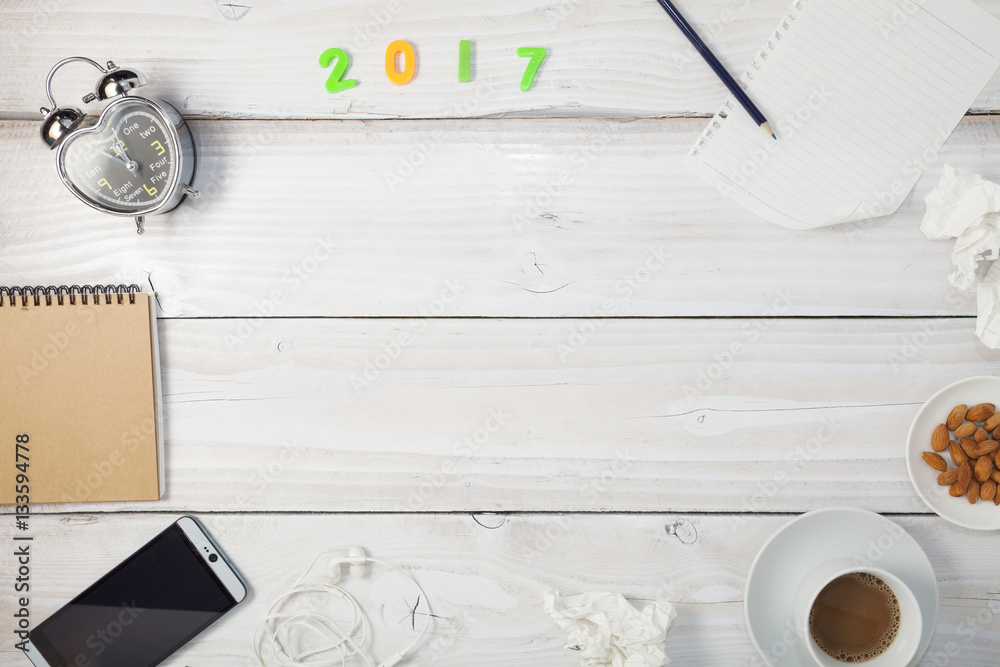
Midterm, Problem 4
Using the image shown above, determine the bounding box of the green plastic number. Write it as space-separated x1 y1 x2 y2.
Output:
319 48 358 94
458 40 471 83
516 47 546 92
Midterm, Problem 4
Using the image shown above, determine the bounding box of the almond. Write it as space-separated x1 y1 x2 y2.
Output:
923 451 948 472
960 438 977 457
968 403 996 422
993 469 1000 484
954 421 977 439
994 425 1000 440
938 469 959 486
931 423 951 451
950 441 969 465
969 479 981 504
976 455 994 482
981 479 997 502
986 412 1000 431
976 427 990 443
965 439 999 458
950 482 966 497
947 404 969 430
996 489 1000 506
957 462 972 492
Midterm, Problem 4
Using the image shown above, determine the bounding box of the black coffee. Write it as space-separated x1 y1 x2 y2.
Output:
809 572 901 663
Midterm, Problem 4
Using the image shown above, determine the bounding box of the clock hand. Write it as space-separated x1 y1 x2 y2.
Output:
103 147 129 166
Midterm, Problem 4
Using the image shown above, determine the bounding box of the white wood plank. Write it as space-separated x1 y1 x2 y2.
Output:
1 0 999 119
2 513 998 667
1 117 996 318
18 317 1000 514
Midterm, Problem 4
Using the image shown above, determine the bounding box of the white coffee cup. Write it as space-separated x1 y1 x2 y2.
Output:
792 558 922 666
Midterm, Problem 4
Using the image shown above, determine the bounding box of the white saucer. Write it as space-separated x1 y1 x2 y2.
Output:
745 508 938 667
906 375 1000 530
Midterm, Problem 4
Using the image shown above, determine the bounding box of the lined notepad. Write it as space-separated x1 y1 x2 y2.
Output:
684 0 1000 230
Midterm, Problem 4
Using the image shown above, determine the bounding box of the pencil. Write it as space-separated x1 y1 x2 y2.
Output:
656 0 776 140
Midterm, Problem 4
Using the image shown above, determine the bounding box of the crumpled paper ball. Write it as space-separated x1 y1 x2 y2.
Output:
921 164 1000 347
543 591 677 667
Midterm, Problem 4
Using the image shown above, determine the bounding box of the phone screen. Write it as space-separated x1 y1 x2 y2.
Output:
28 522 240 667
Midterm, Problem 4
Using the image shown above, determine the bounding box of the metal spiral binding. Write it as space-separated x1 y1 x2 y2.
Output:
688 0 807 159
0 284 141 307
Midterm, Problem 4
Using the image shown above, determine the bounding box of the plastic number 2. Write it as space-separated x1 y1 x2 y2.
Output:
319 48 358 94
516 47 546 92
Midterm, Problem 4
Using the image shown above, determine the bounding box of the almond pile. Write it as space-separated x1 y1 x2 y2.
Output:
923 403 1000 505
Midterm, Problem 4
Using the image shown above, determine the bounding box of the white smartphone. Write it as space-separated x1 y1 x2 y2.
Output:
21 516 247 667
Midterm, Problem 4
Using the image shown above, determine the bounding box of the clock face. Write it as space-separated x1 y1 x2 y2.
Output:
58 98 178 214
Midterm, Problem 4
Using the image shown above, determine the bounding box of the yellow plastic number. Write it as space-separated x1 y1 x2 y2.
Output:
151 140 165 156
98 178 112 191
143 184 158 196
385 40 416 86
112 141 127 158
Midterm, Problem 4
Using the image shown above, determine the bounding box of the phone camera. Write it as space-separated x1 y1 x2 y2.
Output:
208 553 218 563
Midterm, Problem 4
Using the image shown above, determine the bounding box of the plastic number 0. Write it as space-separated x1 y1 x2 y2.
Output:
319 48 358 94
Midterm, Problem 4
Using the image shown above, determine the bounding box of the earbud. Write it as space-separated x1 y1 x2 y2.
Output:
256 548 432 667
326 546 367 583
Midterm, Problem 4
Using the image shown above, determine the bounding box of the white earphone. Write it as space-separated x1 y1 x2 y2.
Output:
253 547 432 667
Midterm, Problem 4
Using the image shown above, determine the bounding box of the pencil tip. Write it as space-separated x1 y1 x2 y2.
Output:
761 121 775 140
771 134 777 140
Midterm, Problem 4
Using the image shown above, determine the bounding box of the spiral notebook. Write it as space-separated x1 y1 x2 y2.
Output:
683 0 1000 230
0 285 163 504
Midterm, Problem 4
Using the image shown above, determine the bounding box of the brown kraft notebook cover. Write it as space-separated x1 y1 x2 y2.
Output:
0 285 163 504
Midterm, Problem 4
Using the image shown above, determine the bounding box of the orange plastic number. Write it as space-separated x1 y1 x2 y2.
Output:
385 40 416 85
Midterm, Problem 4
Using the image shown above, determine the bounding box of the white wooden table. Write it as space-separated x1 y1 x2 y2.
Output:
3 1 1000 665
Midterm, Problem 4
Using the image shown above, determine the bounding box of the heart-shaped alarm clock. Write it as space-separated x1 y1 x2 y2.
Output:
40 57 198 234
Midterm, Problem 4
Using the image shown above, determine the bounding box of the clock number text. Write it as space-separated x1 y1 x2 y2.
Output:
151 140 166 157
516 47 547 92
143 184 158 196
98 178 112 192
385 40 416 86
319 48 358 94
111 140 128 158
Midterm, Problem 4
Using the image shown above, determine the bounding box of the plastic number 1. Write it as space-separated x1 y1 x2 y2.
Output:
319 48 358 94
516 47 546 92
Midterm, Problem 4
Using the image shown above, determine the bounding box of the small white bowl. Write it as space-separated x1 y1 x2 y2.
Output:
905 375 1000 530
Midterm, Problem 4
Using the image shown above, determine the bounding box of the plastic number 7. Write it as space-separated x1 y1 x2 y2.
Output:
516 47 547 92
